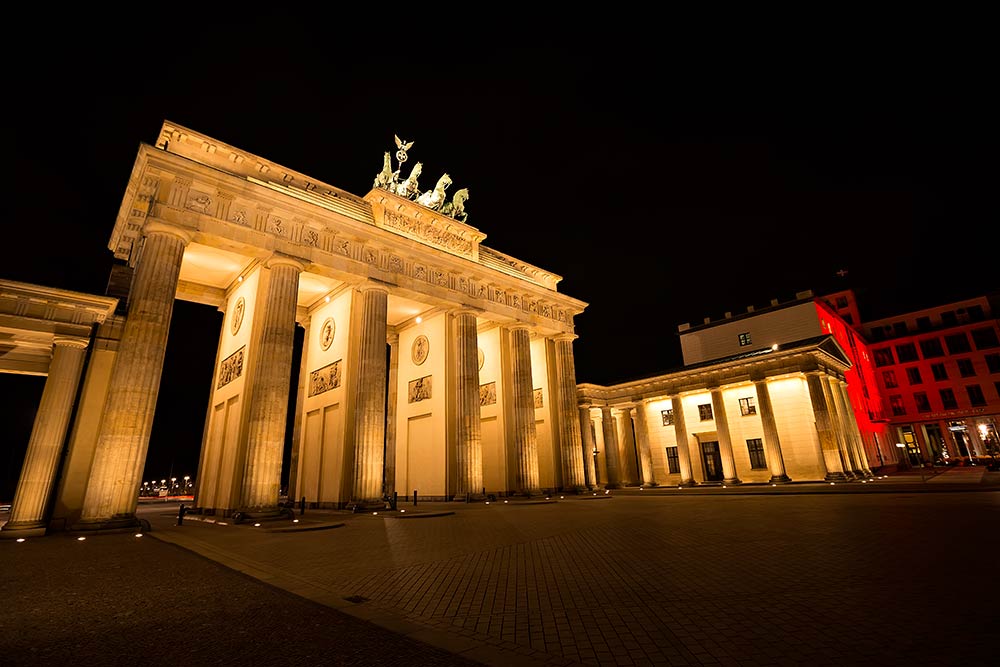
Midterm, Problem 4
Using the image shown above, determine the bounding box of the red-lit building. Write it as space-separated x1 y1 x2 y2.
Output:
857 293 1000 466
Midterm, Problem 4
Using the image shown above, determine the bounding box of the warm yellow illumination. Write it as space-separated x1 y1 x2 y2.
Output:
324 295 330 303
415 316 422 324
77 537 86 541
218 522 228 526
238 275 243 282
293 519 299 523
16 538 25 543
254 522 261 527
373 512 378 515
135 533 143 537
771 343 778 351
400 509 406 513
504 500 508 503
485 501 490 505
830 482 835 485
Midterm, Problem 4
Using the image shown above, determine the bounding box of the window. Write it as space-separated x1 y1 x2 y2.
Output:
870 328 887 342
882 370 898 388
966 385 986 407
931 363 948 381
698 403 713 421
893 322 909 336
665 447 680 474
835 296 849 308
890 395 906 416
941 311 958 327
957 358 975 377
971 327 1000 350
919 338 945 358
986 353 1000 374
916 316 932 331
738 332 752 347
661 409 674 426
914 392 932 413
967 305 985 321
940 388 958 410
944 333 972 354
738 397 757 416
895 342 919 363
874 348 895 367
746 438 767 469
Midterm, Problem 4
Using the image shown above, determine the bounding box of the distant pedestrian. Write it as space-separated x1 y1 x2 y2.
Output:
177 503 187 526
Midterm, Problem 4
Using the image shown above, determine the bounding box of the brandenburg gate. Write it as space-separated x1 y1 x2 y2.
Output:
2 121 590 536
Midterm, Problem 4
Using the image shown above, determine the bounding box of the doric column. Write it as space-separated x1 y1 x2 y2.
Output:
78 222 191 529
617 407 639 486
286 315 311 505
453 309 483 498
351 285 389 505
821 376 856 480
838 380 873 477
578 405 597 489
240 255 304 513
827 377 862 478
384 331 400 498
670 395 696 486
509 325 540 495
753 379 791 483
710 387 741 484
600 406 622 489
633 401 657 487
806 372 846 481
2 336 89 537
553 334 587 491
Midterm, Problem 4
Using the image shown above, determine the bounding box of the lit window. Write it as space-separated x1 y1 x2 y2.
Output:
661 409 674 426
746 439 767 469
882 370 898 388
890 395 906 416
665 447 680 474
739 397 757 416
698 403 713 421
738 332 752 347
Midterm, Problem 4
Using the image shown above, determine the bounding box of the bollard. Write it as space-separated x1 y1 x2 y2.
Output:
299 496 306 516
177 503 187 526
413 490 417 506
392 491 398 511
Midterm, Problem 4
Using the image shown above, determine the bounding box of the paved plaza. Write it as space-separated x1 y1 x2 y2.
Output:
3 471 998 666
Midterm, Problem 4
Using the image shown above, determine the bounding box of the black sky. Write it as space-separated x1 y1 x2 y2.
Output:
5 14 997 489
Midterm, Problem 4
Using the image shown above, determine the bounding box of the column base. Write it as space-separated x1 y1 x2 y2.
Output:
722 478 742 485
71 515 150 534
824 472 850 482
0 521 47 538
769 474 793 484
233 507 295 523
678 479 698 487
641 482 660 488
603 483 622 490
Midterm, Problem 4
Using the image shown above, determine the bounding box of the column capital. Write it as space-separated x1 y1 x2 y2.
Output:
264 253 307 272
143 220 193 245
52 335 90 349
507 323 533 333
387 331 400 345
551 333 578 343
449 306 482 318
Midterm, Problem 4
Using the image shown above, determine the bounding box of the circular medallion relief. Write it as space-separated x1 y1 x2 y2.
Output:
230 297 246 336
478 347 485 370
319 317 336 351
412 335 429 366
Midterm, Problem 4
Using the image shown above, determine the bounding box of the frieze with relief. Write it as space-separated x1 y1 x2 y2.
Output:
533 388 544 408
217 347 245 389
308 360 342 397
479 382 497 406
382 210 474 258
408 375 432 403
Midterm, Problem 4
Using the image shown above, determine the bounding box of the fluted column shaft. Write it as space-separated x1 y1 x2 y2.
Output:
710 387 741 484
633 404 657 486
3 337 89 534
806 372 844 480
384 332 400 497
827 377 861 477
79 223 189 525
838 381 872 476
578 406 597 488
453 309 483 497
352 286 389 504
509 326 540 495
821 377 855 479
617 408 639 485
553 335 586 490
286 316 311 504
240 257 302 511
601 406 622 488
753 379 790 483
670 395 695 485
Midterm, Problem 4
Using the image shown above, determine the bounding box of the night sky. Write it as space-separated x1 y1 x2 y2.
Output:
5 15 996 492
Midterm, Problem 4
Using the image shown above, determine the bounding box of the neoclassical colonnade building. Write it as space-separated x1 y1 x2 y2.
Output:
578 336 873 488
3 121 591 535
